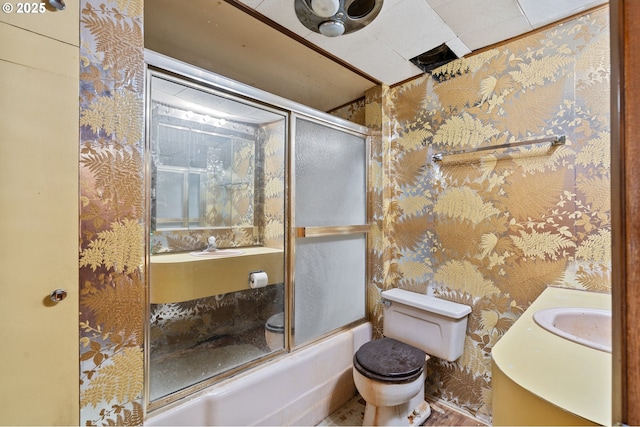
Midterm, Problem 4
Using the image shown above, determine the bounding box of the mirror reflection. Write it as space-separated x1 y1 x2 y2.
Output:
149 74 285 253
152 113 255 229
148 72 287 405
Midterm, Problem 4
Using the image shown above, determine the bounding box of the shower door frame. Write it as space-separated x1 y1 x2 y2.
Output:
143 50 371 413
288 111 372 351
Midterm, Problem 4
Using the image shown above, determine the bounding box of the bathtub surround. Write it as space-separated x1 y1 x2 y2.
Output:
334 6 611 422
149 284 284 401
146 323 372 426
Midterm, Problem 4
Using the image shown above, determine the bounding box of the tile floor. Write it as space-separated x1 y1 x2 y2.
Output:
318 394 487 426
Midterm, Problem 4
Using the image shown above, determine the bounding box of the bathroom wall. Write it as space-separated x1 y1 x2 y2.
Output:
78 0 146 424
77 0 291 421
334 6 611 421
77 0 610 424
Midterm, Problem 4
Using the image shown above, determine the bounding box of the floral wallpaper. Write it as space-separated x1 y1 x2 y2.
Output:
77 0 609 424
78 0 145 425
77 0 287 418
258 121 287 251
334 6 610 421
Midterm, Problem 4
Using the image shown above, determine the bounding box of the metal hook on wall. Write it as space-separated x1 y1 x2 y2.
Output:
48 0 65 10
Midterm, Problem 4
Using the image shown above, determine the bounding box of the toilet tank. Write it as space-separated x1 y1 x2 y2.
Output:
381 288 471 361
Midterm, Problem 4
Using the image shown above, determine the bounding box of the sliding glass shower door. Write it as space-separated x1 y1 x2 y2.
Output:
144 51 371 412
292 117 368 346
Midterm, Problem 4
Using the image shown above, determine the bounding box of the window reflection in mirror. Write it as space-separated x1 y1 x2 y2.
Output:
149 74 286 254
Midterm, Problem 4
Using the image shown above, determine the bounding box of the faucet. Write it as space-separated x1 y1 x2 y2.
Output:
205 236 218 252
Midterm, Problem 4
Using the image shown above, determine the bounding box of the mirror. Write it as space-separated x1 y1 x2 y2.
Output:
153 121 255 229
149 73 286 253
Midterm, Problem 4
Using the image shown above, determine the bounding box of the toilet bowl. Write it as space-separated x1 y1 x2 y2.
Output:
353 288 471 426
265 312 284 351
353 338 431 426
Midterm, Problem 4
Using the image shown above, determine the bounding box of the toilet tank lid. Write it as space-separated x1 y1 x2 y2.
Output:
381 288 471 319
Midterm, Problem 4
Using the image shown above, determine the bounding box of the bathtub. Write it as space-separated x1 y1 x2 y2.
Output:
145 322 372 426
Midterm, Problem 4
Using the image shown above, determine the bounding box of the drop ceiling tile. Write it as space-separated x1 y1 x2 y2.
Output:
342 42 424 84
372 56 423 84
433 0 531 50
445 37 471 58
517 0 607 27
237 0 264 8
460 16 532 50
254 0 314 37
368 0 455 59
380 0 405 12
307 28 422 83
424 0 453 7
434 0 527 34
306 27 378 57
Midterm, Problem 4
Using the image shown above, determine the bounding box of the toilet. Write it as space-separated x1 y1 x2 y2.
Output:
353 288 471 426
264 312 284 351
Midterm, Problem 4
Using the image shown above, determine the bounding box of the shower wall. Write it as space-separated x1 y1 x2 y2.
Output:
333 6 611 422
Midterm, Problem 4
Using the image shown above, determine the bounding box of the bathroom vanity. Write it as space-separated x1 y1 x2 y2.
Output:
491 286 611 426
150 247 284 303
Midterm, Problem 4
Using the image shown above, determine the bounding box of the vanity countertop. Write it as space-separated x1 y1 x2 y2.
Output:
151 246 283 263
150 247 284 303
491 286 611 425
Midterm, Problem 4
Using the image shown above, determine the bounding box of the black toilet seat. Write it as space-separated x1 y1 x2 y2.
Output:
353 337 426 384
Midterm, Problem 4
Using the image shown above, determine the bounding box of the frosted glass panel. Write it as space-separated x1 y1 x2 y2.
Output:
295 119 366 226
293 117 368 346
294 234 366 345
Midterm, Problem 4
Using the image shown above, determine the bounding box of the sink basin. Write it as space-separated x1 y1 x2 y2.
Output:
533 307 612 353
189 249 245 258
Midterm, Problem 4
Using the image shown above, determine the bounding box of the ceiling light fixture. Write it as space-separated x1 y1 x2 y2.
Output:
319 19 346 37
311 0 340 18
295 0 383 37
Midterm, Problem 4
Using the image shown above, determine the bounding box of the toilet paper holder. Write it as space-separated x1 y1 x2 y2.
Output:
249 270 268 289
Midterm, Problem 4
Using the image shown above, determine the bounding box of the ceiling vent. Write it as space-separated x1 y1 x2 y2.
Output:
295 0 384 37
410 43 459 74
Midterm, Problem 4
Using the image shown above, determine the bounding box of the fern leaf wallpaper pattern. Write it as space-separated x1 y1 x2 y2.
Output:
79 0 145 425
334 7 610 422
76 2 610 424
